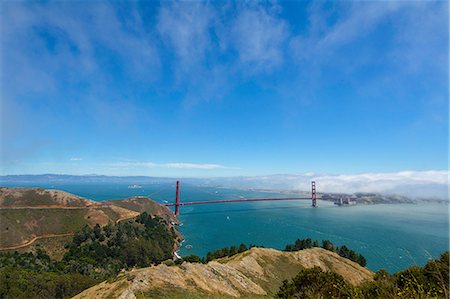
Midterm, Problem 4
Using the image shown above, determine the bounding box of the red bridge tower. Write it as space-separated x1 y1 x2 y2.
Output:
311 181 317 207
175 180 180 216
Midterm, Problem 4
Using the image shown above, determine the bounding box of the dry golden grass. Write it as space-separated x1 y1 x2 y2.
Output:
73 247 373 299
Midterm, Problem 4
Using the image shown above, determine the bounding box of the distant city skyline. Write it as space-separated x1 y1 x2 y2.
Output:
1 1 448 178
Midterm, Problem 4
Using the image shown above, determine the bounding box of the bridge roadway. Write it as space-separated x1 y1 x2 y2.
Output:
164 196 314 207
162 181 318 215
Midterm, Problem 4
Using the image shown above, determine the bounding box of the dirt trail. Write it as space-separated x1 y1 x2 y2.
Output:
0 233 74 250
0 205 103 210
115 214 139 224
0 205 139 250
0 212 138 251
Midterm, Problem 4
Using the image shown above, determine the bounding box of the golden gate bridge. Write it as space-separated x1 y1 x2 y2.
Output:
164 181 319 216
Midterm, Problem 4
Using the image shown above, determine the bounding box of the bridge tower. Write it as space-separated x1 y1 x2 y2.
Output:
175 180 180 216
311 181 317 207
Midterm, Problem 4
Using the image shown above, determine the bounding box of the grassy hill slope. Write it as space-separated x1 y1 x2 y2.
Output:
104 197 178 224
0 188 175 258
73 247 373 299
0 187 97 207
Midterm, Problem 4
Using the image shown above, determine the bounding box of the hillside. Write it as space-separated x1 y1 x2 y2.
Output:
104 197 179 224
74 247 373 298
0 187 176 258
0 187 98 207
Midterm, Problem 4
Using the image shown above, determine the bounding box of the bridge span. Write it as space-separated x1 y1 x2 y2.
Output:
163 181 319 216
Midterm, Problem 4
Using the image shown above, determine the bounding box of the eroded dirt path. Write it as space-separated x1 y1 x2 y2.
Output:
0 233 75 250
0 205 103 209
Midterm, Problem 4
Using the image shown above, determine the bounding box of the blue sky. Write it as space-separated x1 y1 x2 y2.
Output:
0 0 448 177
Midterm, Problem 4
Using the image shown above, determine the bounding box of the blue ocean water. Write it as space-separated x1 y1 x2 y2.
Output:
2 181 448 273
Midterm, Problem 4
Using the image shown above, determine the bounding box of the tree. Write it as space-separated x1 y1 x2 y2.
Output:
294 239 303 250
322 240 333 251
238 243 247 253
277 267 350 299
284 244 295 251
357 254 367 267
103 224 112 238
305 238 312 249
182 255 202 263
93 224 102 239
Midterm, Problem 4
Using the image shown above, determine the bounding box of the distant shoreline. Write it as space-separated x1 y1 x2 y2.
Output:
227 187 449 205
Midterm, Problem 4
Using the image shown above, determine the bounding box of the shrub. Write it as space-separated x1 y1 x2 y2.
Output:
277 267 351 299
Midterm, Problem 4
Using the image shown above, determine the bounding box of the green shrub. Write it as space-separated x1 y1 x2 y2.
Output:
277 267 351 299
277 251 450 299
0 267 99 299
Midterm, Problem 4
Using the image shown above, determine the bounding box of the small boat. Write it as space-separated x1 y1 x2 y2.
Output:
185 244 193 249
128 185 143 189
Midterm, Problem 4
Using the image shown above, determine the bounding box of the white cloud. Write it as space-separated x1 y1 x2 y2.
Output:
229 5 289 71
111 162 226 170
157 2 214 69
2 2 159 99
165 163 225 169
317 3 401 50
283 0 448 124
308 171 449 199
205 171 449 200
290 1 446 71
1 1 160 160
69 157 82 161
154 2 291 106
290 2 402 60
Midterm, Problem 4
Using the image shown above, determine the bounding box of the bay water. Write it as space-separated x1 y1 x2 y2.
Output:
2 181 448 273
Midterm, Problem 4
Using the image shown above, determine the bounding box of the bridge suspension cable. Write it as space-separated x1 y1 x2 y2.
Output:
148 184 174 198
163 181 319 217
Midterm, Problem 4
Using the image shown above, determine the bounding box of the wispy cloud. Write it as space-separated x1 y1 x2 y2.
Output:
157 2 214 70
165 163 226 169
156 1 224 106
2 2 159 99
1 1 159 162
111 162 227 170
282 0 448 127
69 157 82 161
1 1 446 177
289 2 403 62
155 1 291 106
229 3 289 71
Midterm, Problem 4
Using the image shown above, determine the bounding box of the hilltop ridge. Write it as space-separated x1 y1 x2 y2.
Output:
74 247 373 298
0 187 98 207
